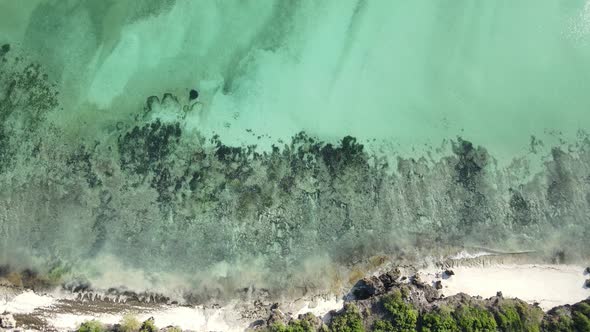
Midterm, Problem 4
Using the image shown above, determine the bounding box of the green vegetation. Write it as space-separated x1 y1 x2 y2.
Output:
381 290 418 332
330 303 365 332
542 308 574 332
266 313 322 332
118 315 141 332
399 286 411 300
420 306 459 332
77 320 106 332
453 304 497 332
372 320 394 332
256 292 590 332
165 327 183 332
572 312 590 332
518 302 543 332
139 318 158 332
575 303 590 317
492 301 542 332
269 320 315 332
541 303 590 332
495 303 522 331
572 302 590 332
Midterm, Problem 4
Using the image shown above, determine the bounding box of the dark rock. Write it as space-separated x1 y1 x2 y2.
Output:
406 274 440 303
585 267 590 274
422 284 441 303
72 282 91 293
411 275 425 288
351 276 385 300
434 280 443 290
378 268 401 289
267 308 286 326
585 279 590 288
123 291 141 302
496 291 503 298
248 319 266 329
0 314 16 329
189 89 199 101
444 269 455 277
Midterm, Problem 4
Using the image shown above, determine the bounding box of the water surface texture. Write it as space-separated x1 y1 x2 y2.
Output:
0 1 589 298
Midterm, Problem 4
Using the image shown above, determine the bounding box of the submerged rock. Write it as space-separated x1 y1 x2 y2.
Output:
0 44 9 57
189 89 199 101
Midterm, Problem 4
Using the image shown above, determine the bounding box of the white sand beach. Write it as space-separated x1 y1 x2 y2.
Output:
420 264 590 310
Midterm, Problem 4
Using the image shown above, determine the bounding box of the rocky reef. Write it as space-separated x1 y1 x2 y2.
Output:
1 44 590 301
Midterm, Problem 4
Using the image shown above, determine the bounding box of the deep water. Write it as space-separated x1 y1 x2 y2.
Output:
0 1 589 299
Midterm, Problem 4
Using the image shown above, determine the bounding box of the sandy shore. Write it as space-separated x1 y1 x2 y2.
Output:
1 264 588 330
0 287 341 331
420 264 589 310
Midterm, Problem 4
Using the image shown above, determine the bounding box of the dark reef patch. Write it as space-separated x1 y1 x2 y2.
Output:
0 47 58 174
452 137 489 191
118 120 182 176
67 145 102 188
0 44 9 57
508 188 533 226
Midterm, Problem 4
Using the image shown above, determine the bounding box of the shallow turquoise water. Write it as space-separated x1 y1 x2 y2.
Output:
1 1 589 157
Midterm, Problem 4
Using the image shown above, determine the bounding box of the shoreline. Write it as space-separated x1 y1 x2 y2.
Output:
1 262 588 331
